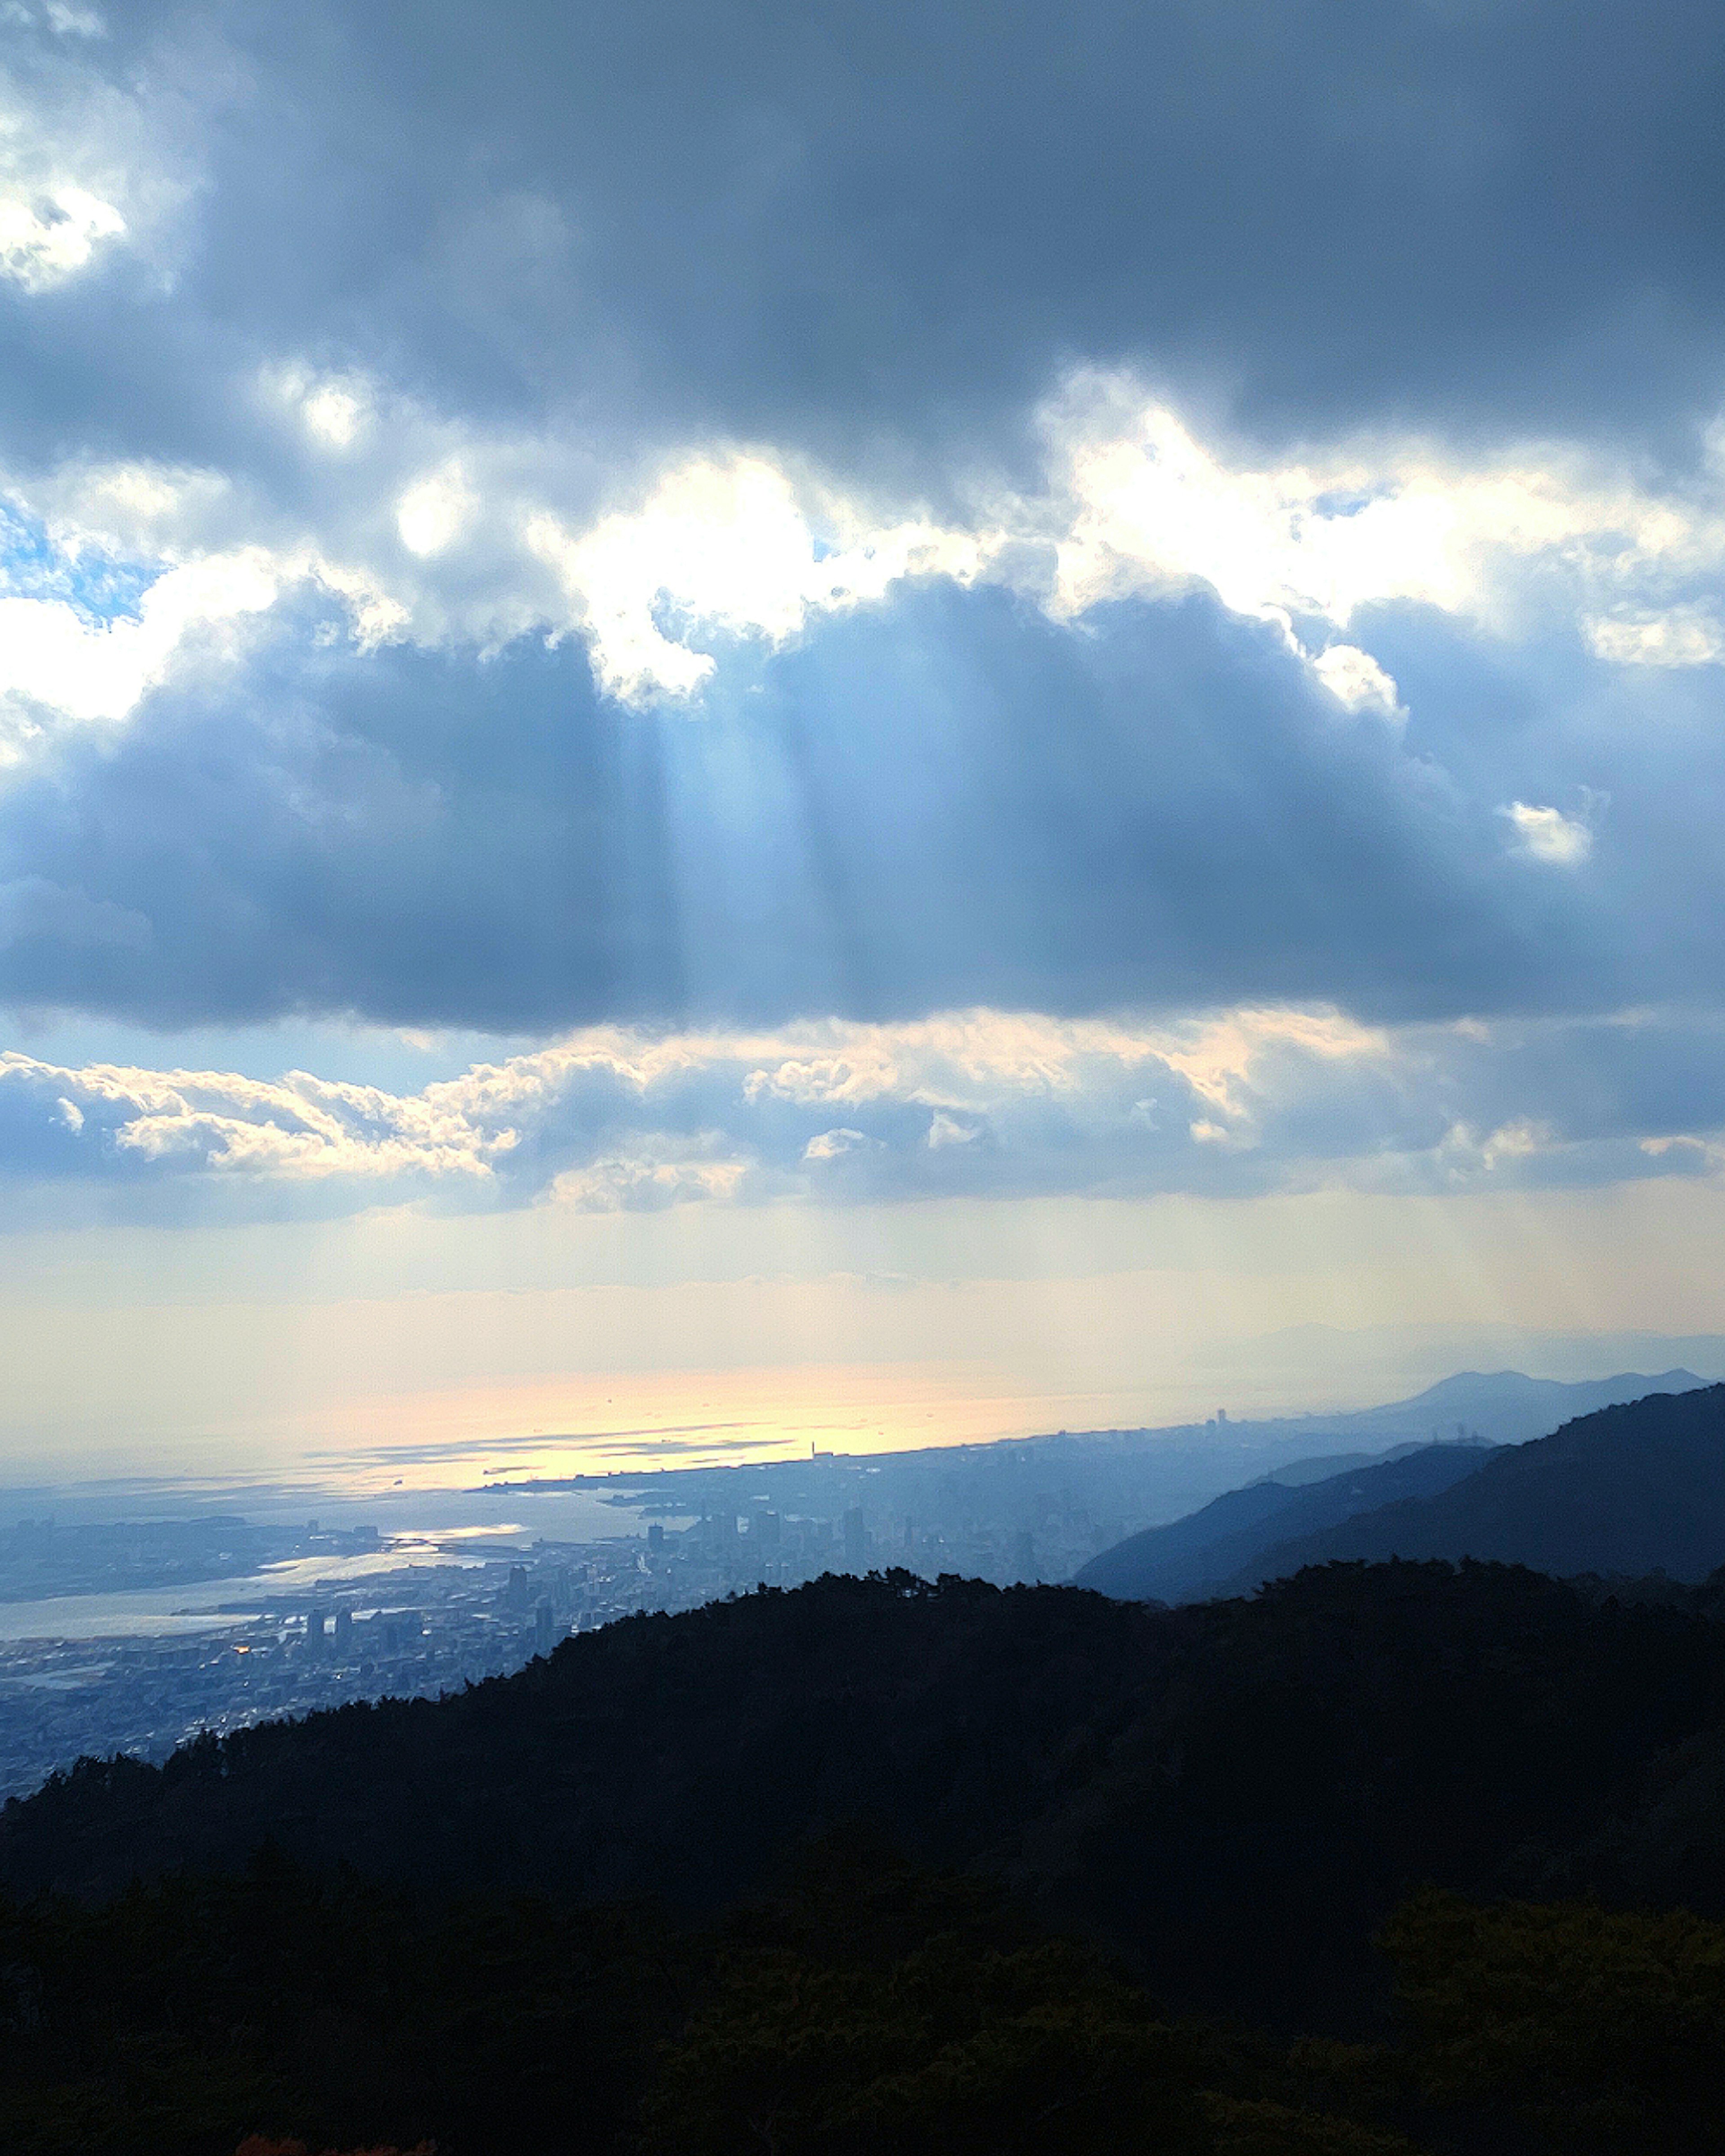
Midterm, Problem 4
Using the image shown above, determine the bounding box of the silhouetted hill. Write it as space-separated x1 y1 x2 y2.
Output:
1300 1366 1705 1445
1212 1383 1725 1595
10 1558 1725 2030
1074 1440 1494 1601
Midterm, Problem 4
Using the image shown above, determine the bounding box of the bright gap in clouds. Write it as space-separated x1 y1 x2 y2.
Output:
4 376 1723 750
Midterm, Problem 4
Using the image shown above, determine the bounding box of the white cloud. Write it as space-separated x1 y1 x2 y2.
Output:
803 1126 871 1160
1501 800 1594 865
527 455 992 702
1587 607 1724 667
11 360 1725 742
1310 642 1405 720
3 1004 1721 1213
0 181 122 288
548 1142 751 1212
259 364 374 450
1040 377 1701 635
0 1050 515 1180
302 385 366 449
0 549 279 731
397 465 473 557
0 1005 1390 1199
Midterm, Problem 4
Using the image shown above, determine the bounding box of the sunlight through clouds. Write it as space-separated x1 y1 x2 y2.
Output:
0 0 1722 1480
8 371 1725 737
526 456 994 702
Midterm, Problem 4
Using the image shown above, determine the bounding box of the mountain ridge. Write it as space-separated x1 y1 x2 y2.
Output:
1208 1382 1725 1594
1072 1437 1496 1601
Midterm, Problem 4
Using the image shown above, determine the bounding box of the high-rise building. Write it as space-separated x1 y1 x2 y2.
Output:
332 1607 354 1657
535 1600 556 1656
843 1507 868 1572
303 1609 325 1657
753 1509 781 1551
504 1564 531 1612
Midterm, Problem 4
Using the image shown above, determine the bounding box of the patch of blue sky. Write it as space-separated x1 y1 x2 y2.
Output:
1307 488 1382 521
0 503 156 626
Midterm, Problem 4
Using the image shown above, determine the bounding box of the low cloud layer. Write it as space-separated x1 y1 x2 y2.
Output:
4 1003 1721 1222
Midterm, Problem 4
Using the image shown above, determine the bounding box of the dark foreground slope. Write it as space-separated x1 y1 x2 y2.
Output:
9 1561 1725 2023
1075 1440 1493 1601
1214 1383 1725 1595
10 1563 1725 2156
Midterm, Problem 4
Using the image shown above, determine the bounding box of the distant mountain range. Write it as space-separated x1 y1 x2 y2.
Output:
1263 1365 1707 1446
1078 1379 1725 1602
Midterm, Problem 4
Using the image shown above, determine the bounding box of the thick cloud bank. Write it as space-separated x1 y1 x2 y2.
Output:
9 0 1725 468
0 0 1723 1220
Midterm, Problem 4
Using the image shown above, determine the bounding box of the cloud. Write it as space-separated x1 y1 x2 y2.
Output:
18 0 1725 492
0 549 279 733
0 180 122 288
1309 644 1405 720
7 364 1725 754
396 464 473 558
1587 607 1725 667
0 0 1721 1242
0 1047 513 1180
0 580 1652 1032
803 1127 871 1161
1502 800 1595 866
5 367 1725 1041
527 455 991 702
4 1002 1725 1221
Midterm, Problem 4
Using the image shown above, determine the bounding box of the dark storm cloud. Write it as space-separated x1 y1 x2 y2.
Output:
11 0 1725 482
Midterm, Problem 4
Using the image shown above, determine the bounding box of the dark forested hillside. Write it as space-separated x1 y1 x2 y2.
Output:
8 1560 1725 2026
1074 1441 1495 1601
1209 1383 1725 1594
8 1560 1725 2152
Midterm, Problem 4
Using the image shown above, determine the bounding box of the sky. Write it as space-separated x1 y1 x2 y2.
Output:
3 0 1725 1487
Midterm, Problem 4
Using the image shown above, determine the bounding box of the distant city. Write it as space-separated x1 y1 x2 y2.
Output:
0 1458 1135 1800
0 1366 1701 1803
